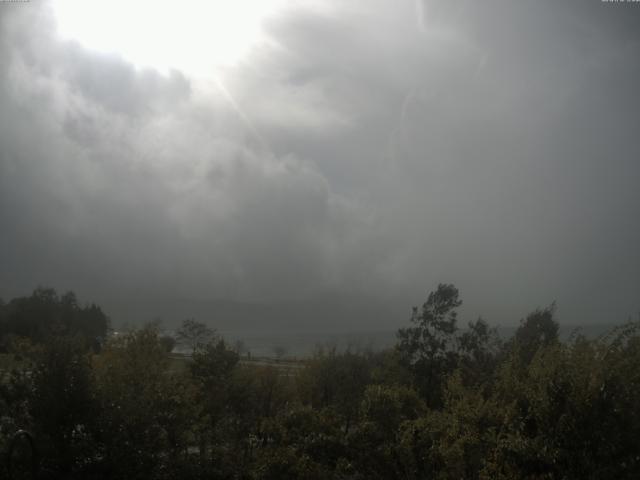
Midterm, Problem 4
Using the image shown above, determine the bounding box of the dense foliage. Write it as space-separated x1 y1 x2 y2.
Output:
0 288 108 352
1 286 639 479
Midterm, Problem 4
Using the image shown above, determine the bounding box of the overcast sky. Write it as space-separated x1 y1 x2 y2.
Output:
1 0 639 327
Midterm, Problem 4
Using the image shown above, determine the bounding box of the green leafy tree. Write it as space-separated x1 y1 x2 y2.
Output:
0 288 108 346
159 335 177 353
397 283 462 407
220 365 294 475
512 304 559 365
189 338 239 466
176 318 215 354
255 407 344 479
457 317 502 387
348 384 426 479
28 335 95 473
483 322 640 479
93 325 195 479
297 348 373 434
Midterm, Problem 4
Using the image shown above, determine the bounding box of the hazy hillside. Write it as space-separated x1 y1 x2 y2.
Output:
104 295 409 333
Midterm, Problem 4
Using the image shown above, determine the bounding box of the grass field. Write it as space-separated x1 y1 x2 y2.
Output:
0 351 305 386
168 352 304 377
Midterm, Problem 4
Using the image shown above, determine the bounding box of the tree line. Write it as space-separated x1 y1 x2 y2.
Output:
0 285 639 479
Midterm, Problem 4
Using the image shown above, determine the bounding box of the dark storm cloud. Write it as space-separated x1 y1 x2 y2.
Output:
0 2 373 307
1 0 639 327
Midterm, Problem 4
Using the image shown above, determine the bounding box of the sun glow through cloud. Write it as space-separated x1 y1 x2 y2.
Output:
52 0 285 76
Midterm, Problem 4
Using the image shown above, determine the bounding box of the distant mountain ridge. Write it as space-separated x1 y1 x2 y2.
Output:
102 295 410 333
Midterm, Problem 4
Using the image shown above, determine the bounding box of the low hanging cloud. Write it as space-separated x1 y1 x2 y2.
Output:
0 2 376 304
1 0 639 327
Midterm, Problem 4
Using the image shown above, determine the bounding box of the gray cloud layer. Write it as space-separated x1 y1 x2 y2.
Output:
1 0 639 327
